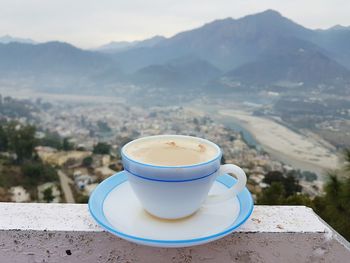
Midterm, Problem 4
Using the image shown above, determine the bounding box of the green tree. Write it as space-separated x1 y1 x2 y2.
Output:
257 182 285 205
22 162 42 186
62 138 74 151
40 132 62 150
6 122 37 162
284 173 302 197
344 149 350 172
301 171 317 182
258 149 350 241
82 156 93 167
93 142 111 155
42 187 54 203
22 161 58 187
313 170 350 241
263 170 301 197
263 171 284 185
0 123 8 151
284 194 315 208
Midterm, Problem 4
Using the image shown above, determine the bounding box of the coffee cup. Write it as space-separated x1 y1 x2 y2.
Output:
121 135 247 219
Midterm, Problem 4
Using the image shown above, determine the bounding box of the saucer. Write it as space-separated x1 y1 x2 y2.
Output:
88 171 254 248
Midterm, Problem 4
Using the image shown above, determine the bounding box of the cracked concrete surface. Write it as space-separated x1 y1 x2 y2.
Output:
0 203 349 262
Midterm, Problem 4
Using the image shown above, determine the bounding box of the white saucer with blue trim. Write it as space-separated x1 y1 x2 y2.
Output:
88 171 254 248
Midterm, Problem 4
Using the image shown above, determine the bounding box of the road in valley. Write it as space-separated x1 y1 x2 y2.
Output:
58 170 75 203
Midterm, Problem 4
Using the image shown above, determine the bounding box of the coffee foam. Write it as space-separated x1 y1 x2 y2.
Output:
124 137 218 166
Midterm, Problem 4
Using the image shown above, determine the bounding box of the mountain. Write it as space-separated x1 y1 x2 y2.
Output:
0 35 36 44
110 9 350 92
224 37 350 87
0 41 116 74
132 56 221 88
97 35 166 53
326 25 350 31
310 28 350 69
113 10 316 72
0 41 121 92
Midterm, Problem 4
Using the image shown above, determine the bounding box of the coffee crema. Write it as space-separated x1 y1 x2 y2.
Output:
124 137 218 166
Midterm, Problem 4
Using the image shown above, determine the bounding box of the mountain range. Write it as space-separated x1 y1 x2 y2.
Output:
0 9 350 94
96 35 166 53
0 35 36 44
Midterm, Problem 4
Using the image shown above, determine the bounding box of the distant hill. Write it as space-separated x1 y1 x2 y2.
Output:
112 10 316 72
132 56 221 88
0 35 36 44
310 28 350 69
326 25 350 31
0 41 117 74
225 37 350 87
96 35 166 53
0 41 121 92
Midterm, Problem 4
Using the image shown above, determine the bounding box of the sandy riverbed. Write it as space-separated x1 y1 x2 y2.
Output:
219 110 339 173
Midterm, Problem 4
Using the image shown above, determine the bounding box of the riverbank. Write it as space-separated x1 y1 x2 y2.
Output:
218 110 339 177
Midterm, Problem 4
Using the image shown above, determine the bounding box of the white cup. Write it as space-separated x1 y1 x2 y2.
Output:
121 135 247 219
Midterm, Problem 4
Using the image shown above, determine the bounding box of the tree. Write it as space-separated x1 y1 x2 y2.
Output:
93 142 111 155
6 122 37 162
258 149 350 241
344 149 350 172
42 187 54 203
284 194 315 208
22 162 42 186
40 132 62 150
263 170 301 197
313 167 350 241
82 156 93 167
263 171 284 184
0 124 8 151
302 171 317 182
284 174 302 197
62 138 74 151
257 182 285 205
22 161 58 187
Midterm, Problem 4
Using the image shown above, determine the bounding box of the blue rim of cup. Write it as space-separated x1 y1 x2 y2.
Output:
88 171 254 246
121 135 223 169
124 167 219 182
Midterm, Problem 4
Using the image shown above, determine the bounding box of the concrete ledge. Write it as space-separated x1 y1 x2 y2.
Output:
0 203 349 262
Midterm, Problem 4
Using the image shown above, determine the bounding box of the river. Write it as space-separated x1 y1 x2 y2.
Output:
189 104 333 178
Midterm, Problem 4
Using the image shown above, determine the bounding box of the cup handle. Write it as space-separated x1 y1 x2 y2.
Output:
204 164 247 205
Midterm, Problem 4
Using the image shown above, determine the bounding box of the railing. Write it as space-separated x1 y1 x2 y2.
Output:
0 203 349 262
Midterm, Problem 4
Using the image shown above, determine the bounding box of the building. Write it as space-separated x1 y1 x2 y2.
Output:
74 174 97 190
9 186 30 203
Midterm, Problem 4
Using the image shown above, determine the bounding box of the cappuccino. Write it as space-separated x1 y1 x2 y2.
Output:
124 136 218 166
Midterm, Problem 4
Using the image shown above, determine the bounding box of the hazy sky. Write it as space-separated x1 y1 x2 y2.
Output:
0 0 349 48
